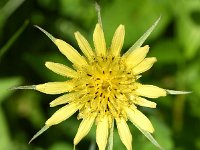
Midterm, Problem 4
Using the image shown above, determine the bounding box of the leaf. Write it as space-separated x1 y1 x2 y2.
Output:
102 0 172 51
175 1 200 59
0 106 13 150
0 0 25 33
48 142 73 150
59 0 95 27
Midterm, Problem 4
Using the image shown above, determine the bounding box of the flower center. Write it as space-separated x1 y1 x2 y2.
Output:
102 81 110 90
75 55 137 122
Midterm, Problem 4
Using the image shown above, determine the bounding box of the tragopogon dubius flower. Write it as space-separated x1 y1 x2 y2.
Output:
14 15 191 150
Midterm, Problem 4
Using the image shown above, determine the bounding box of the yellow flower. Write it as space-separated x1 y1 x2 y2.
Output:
14 17 189 150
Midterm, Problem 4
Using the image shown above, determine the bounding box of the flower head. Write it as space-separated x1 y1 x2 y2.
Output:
14 17 189 150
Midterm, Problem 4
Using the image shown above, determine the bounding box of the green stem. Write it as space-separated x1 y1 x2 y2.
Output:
0 20 29 60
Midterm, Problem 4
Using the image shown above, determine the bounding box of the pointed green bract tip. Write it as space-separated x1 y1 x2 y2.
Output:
73 145 76 150
95 2 103 28
29 125 49 144
49 102 56 107
124 16 161 57
166 90 192 95
10 85 36 90
34 25 56 42
140 129 164 150
132 121 164 150
107 121 114 150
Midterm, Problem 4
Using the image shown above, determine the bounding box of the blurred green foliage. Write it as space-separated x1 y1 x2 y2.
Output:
0 0 200 150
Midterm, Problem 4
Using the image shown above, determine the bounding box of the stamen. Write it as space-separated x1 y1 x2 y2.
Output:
87 73 92 77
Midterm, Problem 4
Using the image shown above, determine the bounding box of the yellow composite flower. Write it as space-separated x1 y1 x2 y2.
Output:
14 17 189 150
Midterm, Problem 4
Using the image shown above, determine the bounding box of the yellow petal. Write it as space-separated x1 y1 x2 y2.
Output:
50 90 87 107
110 25 125 56
34 26 87 66
45 103 79 126
125 107 154 133
134 97 157 108
50 93 75 107
116 118 132 150
36 81 74 94
45 61 78 78
136 84 167 98
75 32 94 59
133 57 157 75
125 45 149 69
93 24 106 56
54 39 87 66
96 116 109 150
74 114 96 145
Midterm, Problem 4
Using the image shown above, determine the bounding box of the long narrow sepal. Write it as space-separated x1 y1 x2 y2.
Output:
139 128 163 150
107 120 114 150
10 85 36 90
95 2 102 28
166 90 192 95
34 25 56 42
29 125 49 144
134 123 164 150
124 16 161 57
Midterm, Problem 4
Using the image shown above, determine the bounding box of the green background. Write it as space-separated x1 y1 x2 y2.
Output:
0 0 200 150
